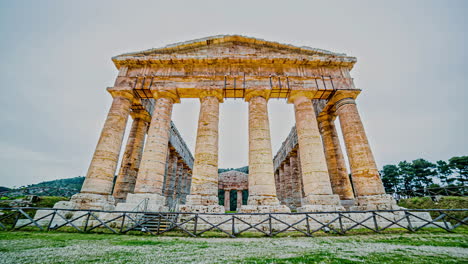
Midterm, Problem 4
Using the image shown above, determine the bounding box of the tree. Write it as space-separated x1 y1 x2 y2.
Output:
411 159 436 189
449 156 468 185
381 165 401 192
436 160 455 186
398 161 415 190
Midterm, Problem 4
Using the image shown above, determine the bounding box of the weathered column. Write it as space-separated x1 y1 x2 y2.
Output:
181 90 224 213
70 88 133 210
237 190 243 210
282 161 292 207
184 168 192 201
317 114 355 201
113 111 150 203
116 89 179 212
290 94 343 211
289 154 303 209
335 98 396 210
240 91 290 213
224 190 230 211
163 150 177 198
274 170 282 202
172 161 184 204
278 166 286 204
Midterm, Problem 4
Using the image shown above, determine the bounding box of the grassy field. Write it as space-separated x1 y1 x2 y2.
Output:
0 229 467 263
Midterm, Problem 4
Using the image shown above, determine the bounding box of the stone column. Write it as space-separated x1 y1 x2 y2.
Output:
172 162 184 204
163 151 177 198
240 92 290 213
116 90 179 212
224 190 230 211
278 166 286 204
181 90 224 213
335 98 396 210
290 94 343 212
237 190 243 210
113 111 150 203
282 161 292 207
289 154 302 209
274 170 282 202
70 88 133 210
317 114 355 201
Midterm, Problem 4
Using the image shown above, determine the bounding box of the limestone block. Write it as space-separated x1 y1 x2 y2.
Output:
114 193 168 212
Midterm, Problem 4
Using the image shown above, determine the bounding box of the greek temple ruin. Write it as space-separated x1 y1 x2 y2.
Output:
54 35 398 214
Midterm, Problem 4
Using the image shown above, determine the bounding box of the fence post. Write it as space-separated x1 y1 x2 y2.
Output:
47 210 57 231
268 214 272 237
405 211 414 232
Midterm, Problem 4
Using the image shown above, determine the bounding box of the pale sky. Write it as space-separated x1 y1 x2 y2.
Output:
0 0 467 188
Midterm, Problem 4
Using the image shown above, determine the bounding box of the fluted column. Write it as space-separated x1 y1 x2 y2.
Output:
112 111 150 202
274 170 282 202
318 114 354 201
282 161 292 207
289 154 302 208
334 98 395 210
181 90 224 213
116 90 179 212
290 94 343 211
240 92 289 213
224 190 230 211
134 97 174 195
81 89 133 196
278 166 285 204
173 162 184 203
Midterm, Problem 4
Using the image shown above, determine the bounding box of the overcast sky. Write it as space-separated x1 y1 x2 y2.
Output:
0 0 467 188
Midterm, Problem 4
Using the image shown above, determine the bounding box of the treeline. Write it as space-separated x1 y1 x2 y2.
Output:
218 166 249 174
381 156 467 193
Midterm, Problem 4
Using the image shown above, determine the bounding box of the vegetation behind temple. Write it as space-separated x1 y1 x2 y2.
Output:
380 156 467 193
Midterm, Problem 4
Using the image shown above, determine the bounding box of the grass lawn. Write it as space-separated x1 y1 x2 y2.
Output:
0 229 467 263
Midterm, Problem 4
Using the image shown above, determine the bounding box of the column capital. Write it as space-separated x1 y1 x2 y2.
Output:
316 113 337 123
287 90 317 104
107 87 134 101
150 88 180 103
333 97 356 112
199 89 224 102
130 110 151 122
244 88 271 102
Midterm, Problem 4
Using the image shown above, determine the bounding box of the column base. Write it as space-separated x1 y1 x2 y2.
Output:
350 194 399 211
298 194 345 212
53 193 116 211
114 193 168 212
238 204 291 213
239 195 291 213
179 195 225 213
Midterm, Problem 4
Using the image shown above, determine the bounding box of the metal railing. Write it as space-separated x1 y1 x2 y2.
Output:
0 207 466 238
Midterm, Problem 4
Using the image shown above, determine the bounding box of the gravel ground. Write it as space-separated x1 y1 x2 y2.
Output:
0 231 467 263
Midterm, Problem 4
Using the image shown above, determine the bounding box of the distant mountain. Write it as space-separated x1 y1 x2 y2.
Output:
0 186 10 192
27 176 85 190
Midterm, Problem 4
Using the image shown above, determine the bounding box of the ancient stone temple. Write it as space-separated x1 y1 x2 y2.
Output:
54 35 397 214
218 170 248 211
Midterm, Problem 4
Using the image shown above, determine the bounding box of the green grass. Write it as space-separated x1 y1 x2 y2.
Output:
0 230 466 263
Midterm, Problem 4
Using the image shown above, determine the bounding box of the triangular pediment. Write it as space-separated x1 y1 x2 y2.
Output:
112 35 355 64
